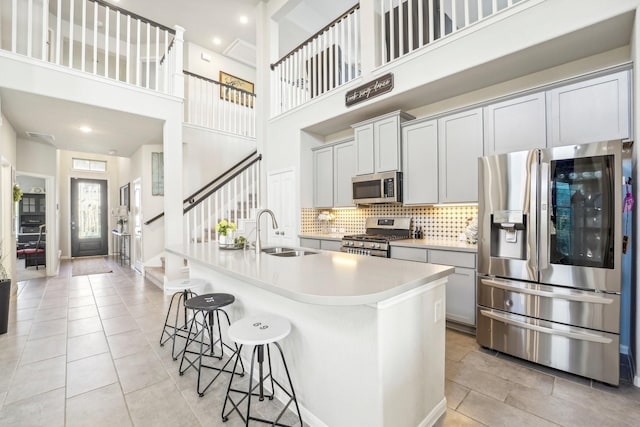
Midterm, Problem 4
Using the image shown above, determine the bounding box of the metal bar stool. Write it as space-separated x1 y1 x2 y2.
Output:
179 293 245 396
222 314 303 426
159 278 208 360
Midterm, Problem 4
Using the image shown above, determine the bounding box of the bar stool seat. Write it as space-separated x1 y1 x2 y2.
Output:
179 293 245 396
222 314 303 426
159 278 209 360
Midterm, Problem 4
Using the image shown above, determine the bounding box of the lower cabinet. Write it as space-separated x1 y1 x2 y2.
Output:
391 246 477 327
299 237 342 252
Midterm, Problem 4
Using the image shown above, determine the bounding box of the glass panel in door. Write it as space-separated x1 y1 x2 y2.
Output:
71 178 108 257
550 155 614 269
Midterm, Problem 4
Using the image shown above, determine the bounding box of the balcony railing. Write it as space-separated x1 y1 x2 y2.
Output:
184 70 256 138
1 0 181 95
270 4 361 116
379 0 525 64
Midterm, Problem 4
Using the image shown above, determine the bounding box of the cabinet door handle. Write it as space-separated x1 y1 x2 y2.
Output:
480 278 614 304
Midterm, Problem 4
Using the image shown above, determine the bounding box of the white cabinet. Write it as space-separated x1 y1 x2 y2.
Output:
313 147 333 208
267 169 296 247
402 119 439 205
353 111 414 175
354 123 374 175
438 108 483 203
484 92 547 155
333 140 356 207
547 70 631 147
299 237 341 252
429 250 476 327
312 139 356 208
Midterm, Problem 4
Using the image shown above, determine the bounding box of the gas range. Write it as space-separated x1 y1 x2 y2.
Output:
341 217 411 257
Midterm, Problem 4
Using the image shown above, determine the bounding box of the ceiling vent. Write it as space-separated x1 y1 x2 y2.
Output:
223 39 256 68
25 131 56 145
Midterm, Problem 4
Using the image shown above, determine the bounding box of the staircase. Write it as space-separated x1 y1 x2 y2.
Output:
144 152 262 288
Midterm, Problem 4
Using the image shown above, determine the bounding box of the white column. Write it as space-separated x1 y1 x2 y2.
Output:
359 0 377 75
162 109 184 282
172 25 185 99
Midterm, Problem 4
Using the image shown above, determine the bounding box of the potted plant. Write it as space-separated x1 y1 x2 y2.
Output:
13 184 22 203
215 219 237 248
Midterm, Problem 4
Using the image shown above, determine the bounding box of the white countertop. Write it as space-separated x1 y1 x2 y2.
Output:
167 243 453 306
299 233 478 253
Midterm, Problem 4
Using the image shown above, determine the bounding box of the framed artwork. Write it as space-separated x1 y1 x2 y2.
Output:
151 152 164 196
120 183 130 211
219 71 255 107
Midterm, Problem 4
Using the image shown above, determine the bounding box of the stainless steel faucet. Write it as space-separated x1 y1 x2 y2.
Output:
255 209 279 254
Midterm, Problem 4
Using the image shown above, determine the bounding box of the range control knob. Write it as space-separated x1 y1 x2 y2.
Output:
374 243 381 249
358 242 364 247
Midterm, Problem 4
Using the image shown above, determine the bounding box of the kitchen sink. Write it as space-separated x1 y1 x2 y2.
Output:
262 247 318 257
271 250 318 257
261 247 295 254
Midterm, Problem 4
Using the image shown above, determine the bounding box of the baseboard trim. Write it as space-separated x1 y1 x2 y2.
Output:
418 397 447 427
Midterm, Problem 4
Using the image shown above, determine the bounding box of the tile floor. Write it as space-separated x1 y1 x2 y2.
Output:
1 258 638 426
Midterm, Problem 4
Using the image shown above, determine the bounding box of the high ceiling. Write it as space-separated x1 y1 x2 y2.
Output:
113 0 263 65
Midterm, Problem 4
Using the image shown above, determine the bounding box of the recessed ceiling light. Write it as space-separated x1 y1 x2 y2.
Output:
239 15 248 24
213 37 222 45
108 149 117 155
79 126 92 133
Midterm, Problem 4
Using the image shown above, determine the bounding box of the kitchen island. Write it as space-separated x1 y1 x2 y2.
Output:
167 243 453 427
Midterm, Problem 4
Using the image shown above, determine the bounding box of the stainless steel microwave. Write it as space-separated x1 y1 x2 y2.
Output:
352 171 402 204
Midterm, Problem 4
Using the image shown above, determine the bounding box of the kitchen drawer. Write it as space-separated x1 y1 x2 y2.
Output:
429 250 475 268
300 238 321 249
390 246 428 263
320 240 342 252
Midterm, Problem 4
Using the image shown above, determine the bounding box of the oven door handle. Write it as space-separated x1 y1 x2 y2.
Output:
480 278 614 305
480 309 613 344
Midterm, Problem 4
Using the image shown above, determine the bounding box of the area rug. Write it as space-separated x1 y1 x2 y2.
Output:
72 257 113 276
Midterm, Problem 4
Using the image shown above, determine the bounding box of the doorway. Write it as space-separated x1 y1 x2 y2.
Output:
70 178 108 257
132 178 143 273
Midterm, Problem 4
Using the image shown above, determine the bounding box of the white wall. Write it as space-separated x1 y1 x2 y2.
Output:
129 144 164 266
182 126 257 196
184 42 256 88
0 111 17 292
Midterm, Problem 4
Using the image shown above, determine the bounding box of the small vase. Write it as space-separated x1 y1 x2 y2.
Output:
218 232 235 248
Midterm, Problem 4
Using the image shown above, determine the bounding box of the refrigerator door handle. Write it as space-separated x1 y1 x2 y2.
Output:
480 278 615 305
539 161 550 270
479 309 613 344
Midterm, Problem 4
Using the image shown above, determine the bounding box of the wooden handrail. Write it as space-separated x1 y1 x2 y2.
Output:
143 152 262 225
183 70 257 98
90 0 176 34
183 150 258 203
270 3 359 70
183 154 262 215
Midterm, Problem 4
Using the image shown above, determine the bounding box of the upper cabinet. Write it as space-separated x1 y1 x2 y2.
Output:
402 119 439 205
312 139 356 208
353 111 414 175
438 108 483 203
484 92 547 155
547 70 631 147
333 140 356 207
313 146 334 208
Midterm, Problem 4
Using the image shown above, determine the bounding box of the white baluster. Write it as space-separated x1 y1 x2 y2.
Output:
477 0 483 19
207 197 212 243
439 0 445 38
116 11 121 81
68 0 74 67
81 0 86 70
56 0 62 62
126 15 131 83
155 26 160 91
42 0 49 61
145 23 150 89
92 1 98 73
418 0 424 47
163 31 169 93
346 12 353 81
11 0 17 53
429 0 435 42
354 7 360 76
388 0 394 61
27 0 33 57
464 0 470 26
398 0 404 57
104 6 110 77
452 0 458 33
136 19 141 86
379 0 384 64
492 0 497 14
408 0 414 53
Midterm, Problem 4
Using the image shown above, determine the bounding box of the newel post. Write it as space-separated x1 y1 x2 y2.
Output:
172 25 185 99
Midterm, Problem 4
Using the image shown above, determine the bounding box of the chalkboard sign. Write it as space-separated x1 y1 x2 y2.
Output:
345 73 394 107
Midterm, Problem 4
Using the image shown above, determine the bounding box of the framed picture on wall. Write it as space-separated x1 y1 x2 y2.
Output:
219 71 254 107
120 183 130 211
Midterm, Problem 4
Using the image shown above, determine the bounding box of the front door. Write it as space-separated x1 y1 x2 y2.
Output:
70 178 108 257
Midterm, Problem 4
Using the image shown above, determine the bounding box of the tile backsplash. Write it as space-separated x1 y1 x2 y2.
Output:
301 205 478 240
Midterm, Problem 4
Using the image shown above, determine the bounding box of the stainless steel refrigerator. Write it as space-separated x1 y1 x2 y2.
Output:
476 140 622 385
